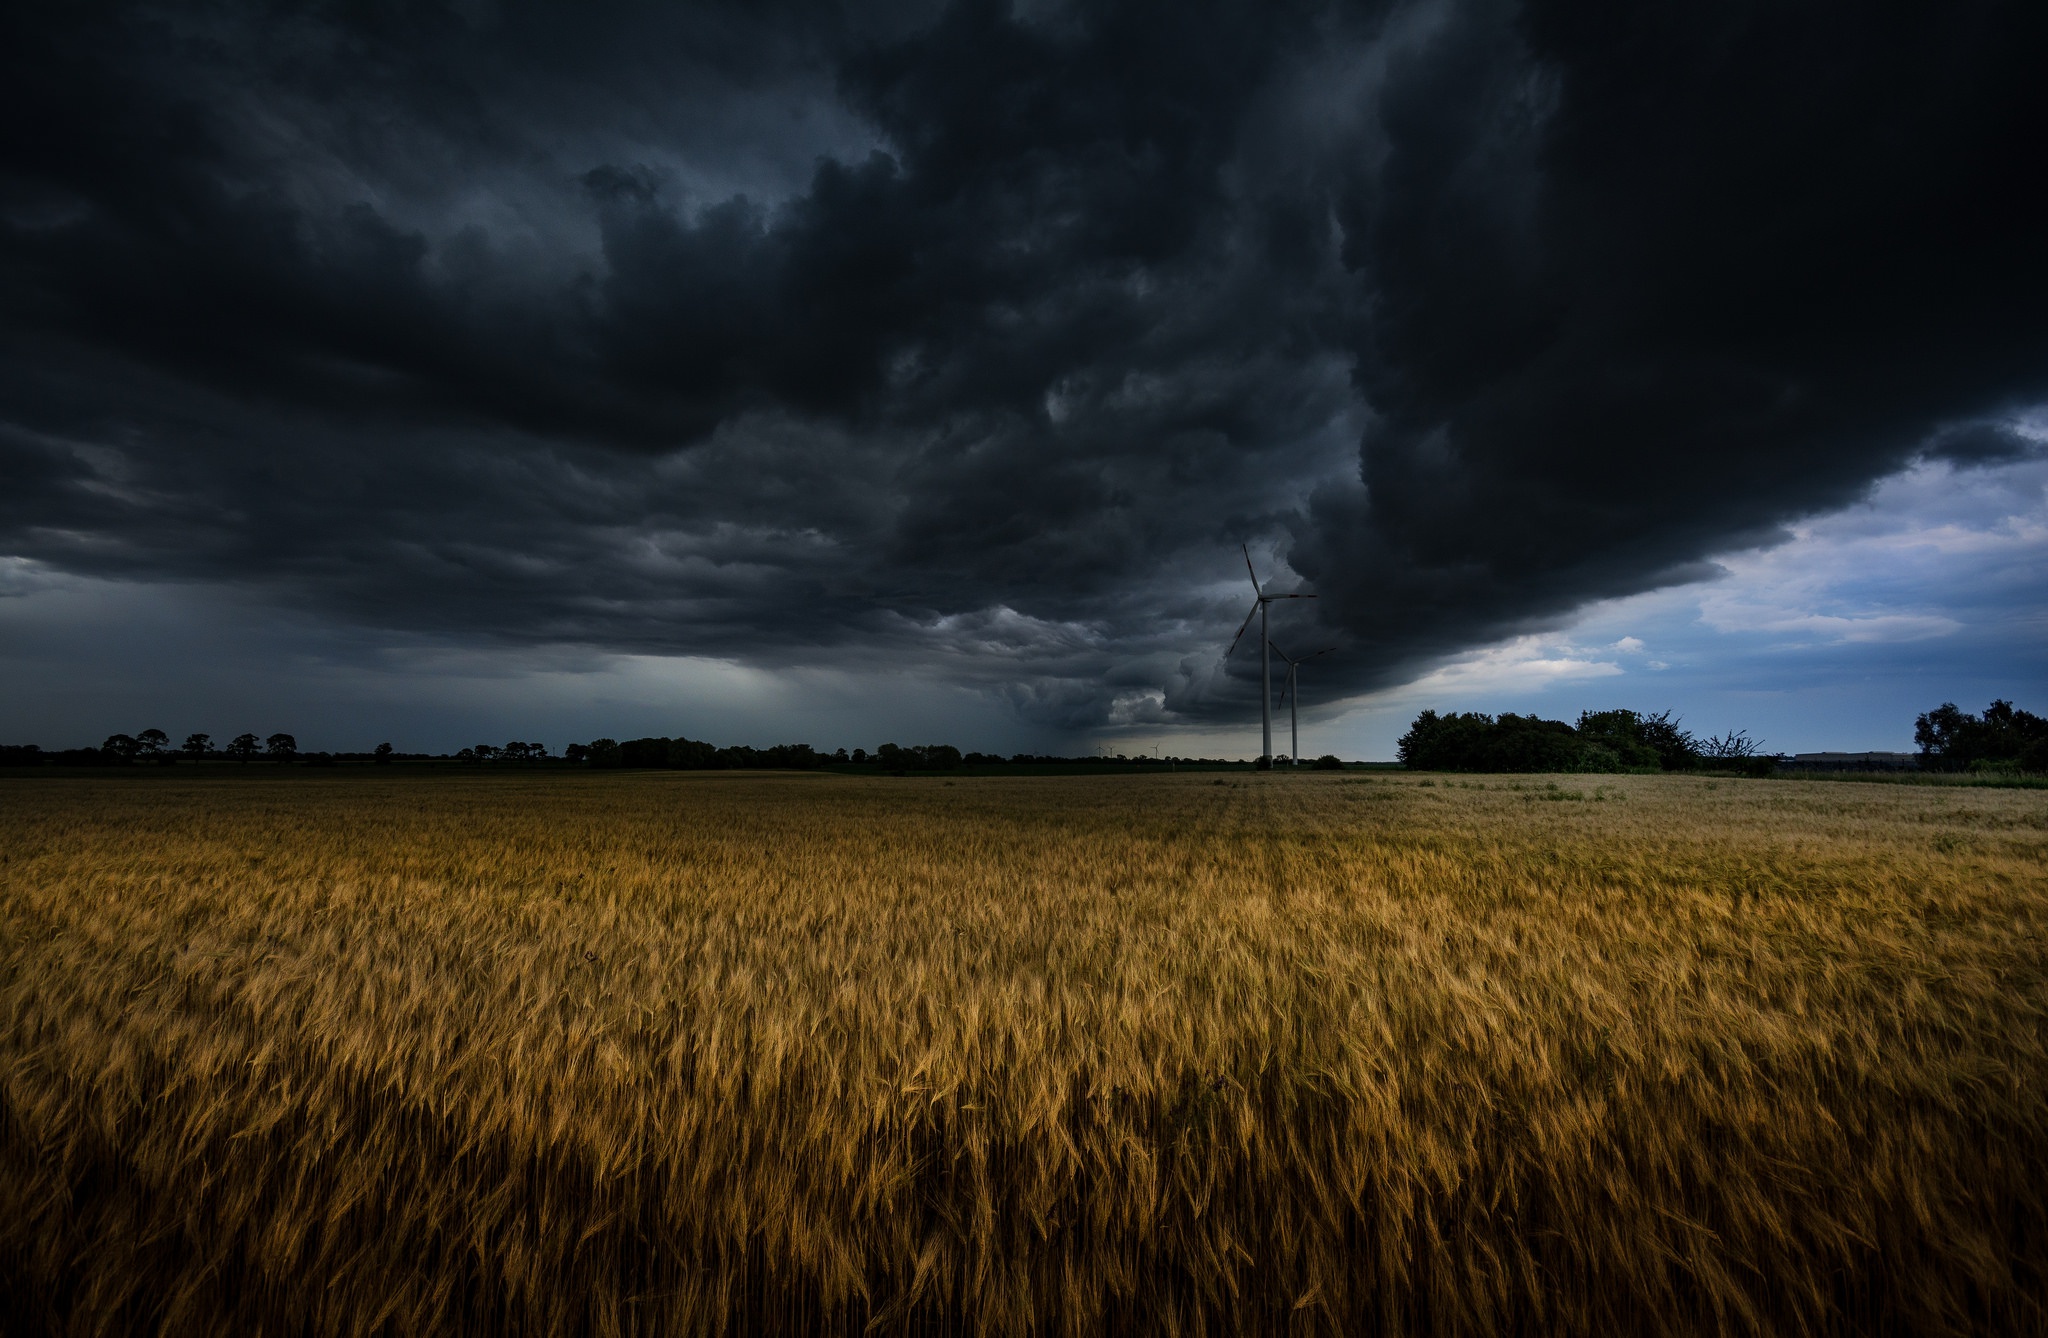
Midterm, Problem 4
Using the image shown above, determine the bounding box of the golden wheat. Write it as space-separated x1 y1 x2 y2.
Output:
1 770 2044 1335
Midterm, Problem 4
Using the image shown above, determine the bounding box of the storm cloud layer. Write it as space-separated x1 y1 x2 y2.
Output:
3 0 2044 731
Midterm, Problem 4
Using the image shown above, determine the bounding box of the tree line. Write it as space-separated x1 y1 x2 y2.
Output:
9 698 2034 775
0 732 403 767
0 733 1245 771
1397 708 1768 774
568 739 1242 771
1396 698 2043 774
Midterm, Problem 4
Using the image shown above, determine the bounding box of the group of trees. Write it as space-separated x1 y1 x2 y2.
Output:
455 741 550 763
575 737 827 770
1 730 1246 772
1916 700 2048 771
1397 698 2043 775
870 743 963 770
1397 708 1768 774
566 740 1251 771
12 699 2036 777
124 731 300 762
573 738 965 771
0 732 412 767
75 730 300 764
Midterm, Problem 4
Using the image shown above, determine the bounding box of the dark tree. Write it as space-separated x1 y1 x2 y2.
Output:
136 729 169 758
1398 711 1580 772
1402 707 1713 773
868 743 963 771
665 737 718 768
613 737 667 768
1916 700 2048 771
226 733 259 762
264 733 298 761
373 742 394 764
1312 754 1345 770
102 733 138 762
1575 710 1688 771
183 732 213 757
1916 703 1971 767
1698 730 1764 761
872 743 941 770
585 738 623 767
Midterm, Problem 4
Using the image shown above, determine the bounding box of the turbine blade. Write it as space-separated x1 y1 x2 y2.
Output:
1225 599 1260 657
1268 638 1296 664
1307 646 1337 660
1242 544 1261 596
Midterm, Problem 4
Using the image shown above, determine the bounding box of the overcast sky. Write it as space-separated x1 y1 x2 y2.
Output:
3 0 2044 758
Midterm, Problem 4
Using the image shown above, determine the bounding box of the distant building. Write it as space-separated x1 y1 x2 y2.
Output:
1780 751 1921 772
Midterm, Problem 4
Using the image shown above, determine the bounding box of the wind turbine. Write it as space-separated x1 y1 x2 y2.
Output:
1270 641 1336 765
1226 546 1315 768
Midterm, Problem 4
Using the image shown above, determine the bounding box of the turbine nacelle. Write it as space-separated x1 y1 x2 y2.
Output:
1225 547 1315 659
1271 642 1337 710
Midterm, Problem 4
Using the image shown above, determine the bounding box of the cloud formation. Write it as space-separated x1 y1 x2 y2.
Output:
1307 446 2048 761
3 0 2044 733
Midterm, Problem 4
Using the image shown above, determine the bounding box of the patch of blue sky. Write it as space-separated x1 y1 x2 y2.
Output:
1320 448 2048 759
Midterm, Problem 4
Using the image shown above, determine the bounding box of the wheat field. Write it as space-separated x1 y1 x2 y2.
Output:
1 770 2044 1335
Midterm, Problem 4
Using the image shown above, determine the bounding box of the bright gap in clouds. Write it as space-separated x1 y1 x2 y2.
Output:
1125 446 2048 761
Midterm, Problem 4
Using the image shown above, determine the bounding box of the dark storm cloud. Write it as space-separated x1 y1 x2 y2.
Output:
2 0 2044 730
1291 0 2048 688
1920 423 2040 471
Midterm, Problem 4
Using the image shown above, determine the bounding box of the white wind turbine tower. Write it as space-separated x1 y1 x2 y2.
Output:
1269 641 1336 765
1226 545 1315 768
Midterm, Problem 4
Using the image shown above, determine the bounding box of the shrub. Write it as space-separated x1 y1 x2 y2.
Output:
1570 743 1626 774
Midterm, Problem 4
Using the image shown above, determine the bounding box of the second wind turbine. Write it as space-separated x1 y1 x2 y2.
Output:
1271 640 1337 765
1226 545 1315 769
